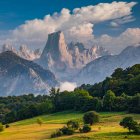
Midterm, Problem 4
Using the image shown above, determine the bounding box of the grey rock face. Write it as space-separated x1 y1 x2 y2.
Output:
0 51 57 96
40 31 72 71
1 44 41 61
77 45 140 85
38 31 109 80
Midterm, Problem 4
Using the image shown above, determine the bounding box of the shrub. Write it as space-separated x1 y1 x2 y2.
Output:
60 126 74 135
0 123 4 132
67 120 79 130
37 118 43 126
120 117 137 132
133 124 140 134
5 124 10 128
83 111 99 125
51 130 63 138
79 124 91 133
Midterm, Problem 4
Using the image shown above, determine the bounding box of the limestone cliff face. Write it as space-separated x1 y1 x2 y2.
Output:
68 42 110 68
40 31 72 71
39 31 109 72
1 44 41 61
0 51 57 96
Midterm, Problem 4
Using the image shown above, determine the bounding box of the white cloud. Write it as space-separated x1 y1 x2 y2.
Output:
110 21 119 27
59 82 77 92
98 28 140 54
64 23 94 45
110 15 135 27
0 2 139 52
0 1 138 53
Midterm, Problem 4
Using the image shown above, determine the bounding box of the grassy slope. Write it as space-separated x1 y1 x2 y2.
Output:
0 111 140 140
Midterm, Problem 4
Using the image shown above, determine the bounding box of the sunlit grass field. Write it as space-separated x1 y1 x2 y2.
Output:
0 111 140 140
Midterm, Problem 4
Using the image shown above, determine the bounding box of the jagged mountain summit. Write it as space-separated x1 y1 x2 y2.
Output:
38 31 109 80
40 31 73 71
67 42 110 68
76 45 140 85
1 44 41 61
0 51 57 96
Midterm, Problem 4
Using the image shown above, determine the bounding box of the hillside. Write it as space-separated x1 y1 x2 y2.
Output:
77 45 140 85
0 111 140 140
78 64 140 97
0 51 58 96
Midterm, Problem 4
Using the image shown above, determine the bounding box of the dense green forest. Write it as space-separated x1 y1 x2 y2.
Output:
0 64 140 124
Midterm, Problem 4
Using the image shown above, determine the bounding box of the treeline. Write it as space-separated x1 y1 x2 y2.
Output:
79 64 140 97
0 64 140 124
0 94 54 124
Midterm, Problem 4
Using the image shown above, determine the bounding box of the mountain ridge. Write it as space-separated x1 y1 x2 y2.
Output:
0 51 57 96
76 45 140 85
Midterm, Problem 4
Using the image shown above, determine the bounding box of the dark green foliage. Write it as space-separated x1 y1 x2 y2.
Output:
5 124 10 128
81 97 102 112
0 64 140 125
113 96 128 111
67 120 79 130
60 126 74 135
83 111 99 125
103 90 116 111
133 124 140 134
128 94 140 113
79 64 140 97
0 122 4 132
0 94 53 124
79 124 91 133
120 117 138 132
51 130 63 138
37 118 43 126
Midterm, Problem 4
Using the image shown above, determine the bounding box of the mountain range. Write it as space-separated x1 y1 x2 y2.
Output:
38 31 110 80
77 44 140 84
0 31 140 96
1 44 41 60
0 51 57 96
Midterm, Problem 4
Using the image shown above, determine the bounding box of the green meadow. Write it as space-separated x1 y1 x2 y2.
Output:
0 111 140 140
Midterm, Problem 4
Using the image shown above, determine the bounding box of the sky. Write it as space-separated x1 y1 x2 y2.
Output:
0 0 140 54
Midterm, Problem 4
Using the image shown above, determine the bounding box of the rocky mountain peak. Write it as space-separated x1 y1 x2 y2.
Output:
0 44 41 61
40 31 72 70
38 31 111 81
0 51 57 96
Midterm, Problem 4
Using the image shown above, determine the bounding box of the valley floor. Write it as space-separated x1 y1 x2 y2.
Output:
0 111 140 140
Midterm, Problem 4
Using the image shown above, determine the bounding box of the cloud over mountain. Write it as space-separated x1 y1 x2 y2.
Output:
0 1 138 53
98 28 140 54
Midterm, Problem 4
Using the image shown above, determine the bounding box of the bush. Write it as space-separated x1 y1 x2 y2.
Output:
5 124 10 128
79 124 91 133
0 123 4 132
51 130 63 138
120 117 137 132
67 120 79 130
37 118 43 126
60 126 74 135
133 124 140 134
83 111 99 125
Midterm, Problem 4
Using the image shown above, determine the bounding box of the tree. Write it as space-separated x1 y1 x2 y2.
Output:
128 93 140 113
103 90 116 111
79 124 91 133
120 117 137 132
83 111 99 125
67 120 79 130
82 97 102 112
37 100 54 114
113 96 127 111
0 123 4 132
50 87 60 98
37 118 43 126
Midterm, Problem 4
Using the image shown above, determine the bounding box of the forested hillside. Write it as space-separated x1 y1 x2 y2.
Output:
0 64 140 124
